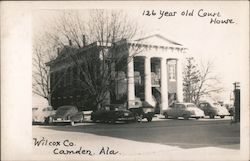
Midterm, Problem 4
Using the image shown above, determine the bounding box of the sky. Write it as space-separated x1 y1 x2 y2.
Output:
32 1 249 106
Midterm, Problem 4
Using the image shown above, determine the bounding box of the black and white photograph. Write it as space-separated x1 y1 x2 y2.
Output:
1 1 249 161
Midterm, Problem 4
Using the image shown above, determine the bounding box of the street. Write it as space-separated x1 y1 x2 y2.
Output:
31 116 240 160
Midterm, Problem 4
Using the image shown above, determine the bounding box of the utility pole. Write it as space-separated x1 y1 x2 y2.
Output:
233 82 240 122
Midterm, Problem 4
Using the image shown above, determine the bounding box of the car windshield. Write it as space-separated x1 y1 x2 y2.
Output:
212 103 222 108
56 106 78 115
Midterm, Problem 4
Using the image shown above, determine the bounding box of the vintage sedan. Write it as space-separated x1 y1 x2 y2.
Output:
47 105 84 125
32 106 56 124
198 101 230 118
129 101 155 122
163 103 205 120
91 104 136 123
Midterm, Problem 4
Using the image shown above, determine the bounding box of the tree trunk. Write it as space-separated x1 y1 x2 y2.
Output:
48 93 52 106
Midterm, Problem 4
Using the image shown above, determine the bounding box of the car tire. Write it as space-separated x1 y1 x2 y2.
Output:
147 117 152 122
183 114 189 120
209 113 215 119
164 113 169 119
137 115 143 122
45 116 53 125
196 117 200 120
110 119 116 124
220 116 225 118
70 121 75 126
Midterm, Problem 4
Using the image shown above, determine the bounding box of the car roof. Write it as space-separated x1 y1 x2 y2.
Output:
175 102 195 105
57 105 78 110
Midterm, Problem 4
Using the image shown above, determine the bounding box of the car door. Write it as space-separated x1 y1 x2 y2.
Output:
205 103 213 114
166 105 174 117
199 103 207 115
178 104 186 116
172 104 180 117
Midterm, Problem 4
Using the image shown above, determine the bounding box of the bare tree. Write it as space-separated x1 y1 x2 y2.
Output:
183 57 224 104
32 42 70 106
33 10 144 109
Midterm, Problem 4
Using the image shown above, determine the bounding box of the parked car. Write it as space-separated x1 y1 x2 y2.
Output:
47 105 84 125
91 104 136 123
32 106 56 124
163 103 205 120
129 101 155 122
198 101 230 118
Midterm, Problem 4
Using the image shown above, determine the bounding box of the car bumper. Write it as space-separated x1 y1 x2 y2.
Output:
190 114 205 118
53 118 71 122
217 113 230 116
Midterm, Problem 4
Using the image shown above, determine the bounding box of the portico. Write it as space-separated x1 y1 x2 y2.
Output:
126 34 187 112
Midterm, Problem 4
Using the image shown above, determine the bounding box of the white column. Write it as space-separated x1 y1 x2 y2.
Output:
160 58 168 111
127 56 135 107
176 58 183 102
144 56 153 105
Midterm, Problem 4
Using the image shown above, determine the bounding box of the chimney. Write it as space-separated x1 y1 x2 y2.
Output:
69 39 72 46
82 35 86 47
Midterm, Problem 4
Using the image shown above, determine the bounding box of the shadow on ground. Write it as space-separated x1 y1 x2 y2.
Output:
38 119 240 150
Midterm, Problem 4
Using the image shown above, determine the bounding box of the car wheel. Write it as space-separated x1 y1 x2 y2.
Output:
110 119 116 124
164 113 169 119
147 117 152 122
183 114 189 120
220 116 225 118
70 121 75 126
41 118 46 124
209 113 215 119
196 117 200 120
45 116 53 125
136 115 143 122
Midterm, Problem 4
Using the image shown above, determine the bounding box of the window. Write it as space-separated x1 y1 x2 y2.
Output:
68 67 72 86
175 104 181 108
200 104 205 108
168 60 176 81
187 104 196 108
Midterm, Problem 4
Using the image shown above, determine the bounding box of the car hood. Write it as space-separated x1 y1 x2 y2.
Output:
187 107 203 112
54 108 78 118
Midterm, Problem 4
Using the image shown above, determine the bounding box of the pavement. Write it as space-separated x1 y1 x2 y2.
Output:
74 113 236 125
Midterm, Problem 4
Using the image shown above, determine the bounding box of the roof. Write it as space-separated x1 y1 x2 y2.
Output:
176 102 196 105
133 34 183 47
46 41 112 66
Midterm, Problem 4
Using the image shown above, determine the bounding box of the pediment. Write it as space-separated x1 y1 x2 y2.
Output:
134 34 182 47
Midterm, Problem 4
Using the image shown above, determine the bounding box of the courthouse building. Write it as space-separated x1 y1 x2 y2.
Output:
46 34 187 112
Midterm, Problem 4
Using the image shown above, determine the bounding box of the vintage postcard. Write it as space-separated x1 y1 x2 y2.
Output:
1 1 249 161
